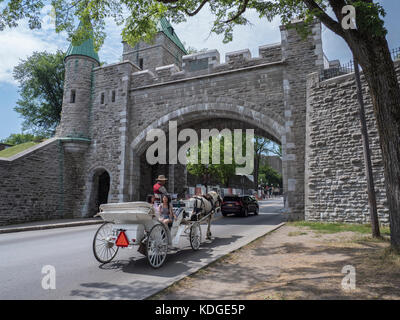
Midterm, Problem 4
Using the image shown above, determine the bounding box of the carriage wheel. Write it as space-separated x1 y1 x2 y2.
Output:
190 222 202 251
146 224 169 268
93 222 119 264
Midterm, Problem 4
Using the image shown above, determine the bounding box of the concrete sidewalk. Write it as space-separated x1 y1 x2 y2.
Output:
0 217 103 234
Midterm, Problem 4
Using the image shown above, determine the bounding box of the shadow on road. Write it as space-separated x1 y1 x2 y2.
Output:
70 234 243 299
215 212 283 227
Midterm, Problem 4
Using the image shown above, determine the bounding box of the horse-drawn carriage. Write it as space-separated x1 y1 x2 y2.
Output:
92 192 221 268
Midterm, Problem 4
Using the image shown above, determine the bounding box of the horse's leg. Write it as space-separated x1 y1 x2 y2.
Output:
206 213 212 240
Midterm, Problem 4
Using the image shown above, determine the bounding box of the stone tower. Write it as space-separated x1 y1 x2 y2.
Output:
122 17 187 71
56 24 100 150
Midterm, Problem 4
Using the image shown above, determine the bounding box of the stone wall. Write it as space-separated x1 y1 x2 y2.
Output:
122 32 186 72
0 139 66 226
305 60 400 224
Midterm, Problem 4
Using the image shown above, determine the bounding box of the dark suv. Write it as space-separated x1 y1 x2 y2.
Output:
221 195 259 217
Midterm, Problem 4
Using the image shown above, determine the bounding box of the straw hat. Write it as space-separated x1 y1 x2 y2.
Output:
156 175 168 181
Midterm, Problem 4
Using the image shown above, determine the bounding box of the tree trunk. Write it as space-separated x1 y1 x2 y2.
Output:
254 155 260 190
351 37 400 251
354 58 380 238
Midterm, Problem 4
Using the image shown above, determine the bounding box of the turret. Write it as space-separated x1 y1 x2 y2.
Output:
122 17 187 72
56 23 100 152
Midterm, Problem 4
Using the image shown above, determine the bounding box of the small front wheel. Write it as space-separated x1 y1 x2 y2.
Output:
93 222 118 264
190 222 202 251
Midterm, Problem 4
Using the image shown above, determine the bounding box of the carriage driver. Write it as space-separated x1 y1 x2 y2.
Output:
153 175 169 202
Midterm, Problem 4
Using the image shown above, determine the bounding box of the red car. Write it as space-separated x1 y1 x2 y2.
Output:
221 195 259 217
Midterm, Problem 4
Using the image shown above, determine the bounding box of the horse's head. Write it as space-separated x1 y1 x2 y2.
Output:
207 191 223 208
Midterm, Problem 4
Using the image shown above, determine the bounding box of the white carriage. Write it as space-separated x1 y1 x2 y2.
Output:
92 200 214 268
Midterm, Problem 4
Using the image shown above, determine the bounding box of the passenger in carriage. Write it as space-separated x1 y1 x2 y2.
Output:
158 195 176 227
147 195 160 217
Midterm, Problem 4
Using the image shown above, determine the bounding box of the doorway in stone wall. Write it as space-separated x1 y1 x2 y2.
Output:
89 169 110 217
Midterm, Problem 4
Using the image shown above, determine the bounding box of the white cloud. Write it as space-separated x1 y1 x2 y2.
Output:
174 8 281 62
0 16 68 85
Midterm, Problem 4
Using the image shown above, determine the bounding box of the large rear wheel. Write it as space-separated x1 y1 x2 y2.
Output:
146 224 169 268
93 222 119 264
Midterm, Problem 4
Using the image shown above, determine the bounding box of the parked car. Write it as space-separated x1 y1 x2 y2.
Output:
221 195 259 217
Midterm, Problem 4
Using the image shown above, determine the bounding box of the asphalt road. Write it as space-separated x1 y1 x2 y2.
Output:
0 198 283 300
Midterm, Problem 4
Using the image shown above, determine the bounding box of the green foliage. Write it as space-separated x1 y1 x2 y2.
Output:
258 164 282 187
0 1 389 50
290 221 391 235
186 134 238 186
0 133 46 145
13 50 65 136
352 0 387 37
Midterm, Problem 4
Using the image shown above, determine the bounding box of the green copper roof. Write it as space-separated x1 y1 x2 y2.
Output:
157 17 187 54
65 23 100 63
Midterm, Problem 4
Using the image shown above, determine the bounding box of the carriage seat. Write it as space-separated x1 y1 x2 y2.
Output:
169 208 185 233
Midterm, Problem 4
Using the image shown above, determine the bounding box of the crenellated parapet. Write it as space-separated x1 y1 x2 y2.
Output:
258 43 282 62
128 42 285 89
182 49 220 73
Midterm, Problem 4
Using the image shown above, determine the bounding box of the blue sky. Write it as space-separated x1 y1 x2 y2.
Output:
0 1 399 140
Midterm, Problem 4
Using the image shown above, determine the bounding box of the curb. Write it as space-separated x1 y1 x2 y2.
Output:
0 219 103 234
146 221 286 300
0 212 223 235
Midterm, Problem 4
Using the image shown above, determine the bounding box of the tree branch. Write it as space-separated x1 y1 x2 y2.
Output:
302 0 345 37
157 0 180 3
184 0 209 16
222 0 250 23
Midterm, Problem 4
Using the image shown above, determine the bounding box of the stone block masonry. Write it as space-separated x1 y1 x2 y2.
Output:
305 60 400 224
0 139 66 226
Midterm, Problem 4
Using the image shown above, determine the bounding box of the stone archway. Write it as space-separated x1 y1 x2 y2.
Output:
126 103 293 215
86 168 111 217
131 102 284 155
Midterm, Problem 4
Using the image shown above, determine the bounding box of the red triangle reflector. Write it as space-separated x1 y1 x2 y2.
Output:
116 231 129 247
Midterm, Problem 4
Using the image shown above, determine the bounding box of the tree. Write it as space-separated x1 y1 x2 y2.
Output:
13 50 65 136
187 135 237 188
0 133 46 145
259 164 283 189
1 1 399 251
254 136 271 190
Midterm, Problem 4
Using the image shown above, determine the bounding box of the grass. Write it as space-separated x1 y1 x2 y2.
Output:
0 142 39 158
289 221 390 236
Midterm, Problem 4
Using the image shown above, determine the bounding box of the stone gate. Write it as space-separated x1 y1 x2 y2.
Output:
0 18 392 225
